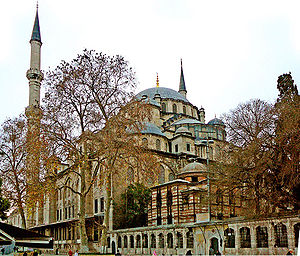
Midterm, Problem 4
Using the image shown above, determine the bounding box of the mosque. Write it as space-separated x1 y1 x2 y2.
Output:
7 7 300 256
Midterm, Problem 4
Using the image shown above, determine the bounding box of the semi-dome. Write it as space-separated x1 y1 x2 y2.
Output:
136 87 189 103
208 118 225 126
175 126 192 135
141 122 166 137
181 162 207 174
173 118 202 126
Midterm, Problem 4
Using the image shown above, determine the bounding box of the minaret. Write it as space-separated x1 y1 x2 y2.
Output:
26 6 43 114
178 59 187 98
25 6 43 228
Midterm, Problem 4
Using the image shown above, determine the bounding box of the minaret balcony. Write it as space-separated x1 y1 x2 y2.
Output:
26 68 44 81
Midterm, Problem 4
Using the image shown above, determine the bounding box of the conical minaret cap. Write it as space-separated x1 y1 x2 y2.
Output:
31 8 42 43
179 59 186 92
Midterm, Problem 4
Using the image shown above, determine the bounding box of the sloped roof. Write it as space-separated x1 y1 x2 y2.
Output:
0 222 53 249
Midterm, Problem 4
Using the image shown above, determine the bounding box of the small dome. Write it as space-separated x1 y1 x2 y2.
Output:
181 162 207 173
175 126 192 135
208 118 225 126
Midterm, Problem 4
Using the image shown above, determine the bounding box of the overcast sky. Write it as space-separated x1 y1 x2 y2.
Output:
1 0 299 124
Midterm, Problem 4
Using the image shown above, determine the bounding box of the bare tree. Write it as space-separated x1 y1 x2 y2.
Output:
0 116 27 227
42 49 160 252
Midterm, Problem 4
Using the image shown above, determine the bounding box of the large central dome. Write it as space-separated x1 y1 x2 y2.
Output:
136 87 189 103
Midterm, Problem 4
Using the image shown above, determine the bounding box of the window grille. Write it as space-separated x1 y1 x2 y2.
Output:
256 226 268 248
240 227 251 248
275 223 288 247
224 228 235 248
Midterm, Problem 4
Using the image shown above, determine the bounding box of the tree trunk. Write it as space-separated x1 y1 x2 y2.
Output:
100 173 112 252
79 152 89 253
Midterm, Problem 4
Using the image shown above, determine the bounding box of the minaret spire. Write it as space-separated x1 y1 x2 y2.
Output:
26 5 43 110
179 58 187 98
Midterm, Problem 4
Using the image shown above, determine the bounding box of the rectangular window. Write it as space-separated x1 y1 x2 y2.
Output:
72 205 75 218
68 206 71 219
175 144 178 152
60 209 62 220
57 210 59 221
95 198 98 214
100 197 104 212
65 208 67 219
187 143 190 151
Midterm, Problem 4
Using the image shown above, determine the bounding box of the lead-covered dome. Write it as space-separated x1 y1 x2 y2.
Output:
208 118 225 126
181 162 207 174
141 122 166 137
136 87 189 103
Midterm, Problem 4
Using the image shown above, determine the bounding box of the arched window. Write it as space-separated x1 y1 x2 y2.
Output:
158 165 165 184
142 137 148 147
274 223 288 247
161 103 166 112
150 234 156 248
124 235 128 248
142 234 148 248
177 232 183 248
156 139 161 151
168 172 175 181
224 228 235 248
167 233 173 248
158 233 164 248
127 167 134 184
172 104 177 113
294 223 300 247
130 235 134 248
256 226 268 248
216 189 223 204
107 237 111 248
186 231 194 248
117 236 122 248
136 235 141 248
167 188 173 224
240 227 251 248
183 106 186 115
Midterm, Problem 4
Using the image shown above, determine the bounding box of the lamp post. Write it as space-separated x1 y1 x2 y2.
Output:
200 137 214 222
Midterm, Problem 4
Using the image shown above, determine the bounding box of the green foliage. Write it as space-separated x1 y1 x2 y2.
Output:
0 179 10 220
114 183 151 229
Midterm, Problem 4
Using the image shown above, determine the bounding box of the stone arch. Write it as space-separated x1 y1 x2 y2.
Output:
173 104 177 113
158 165 165 184
177 232 183 248
224 228 235 248
239 227 251 248
167 233 173 248
168 172 175 181
183 105 186 115
294 223 300 247
124 235 128 248
186 231 194 248
130 235 134 248
161 102 166 112
274 223 288 247
136 234 141 248
158 233 164 248
256 226 268 248
156 139 161 151
150 233 156 248
142 233 148 248
117 236 122 248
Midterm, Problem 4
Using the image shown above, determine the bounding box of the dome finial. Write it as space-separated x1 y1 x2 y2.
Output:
156 73 159 88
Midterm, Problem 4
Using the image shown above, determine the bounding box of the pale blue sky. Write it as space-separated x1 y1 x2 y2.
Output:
1 0 299 124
